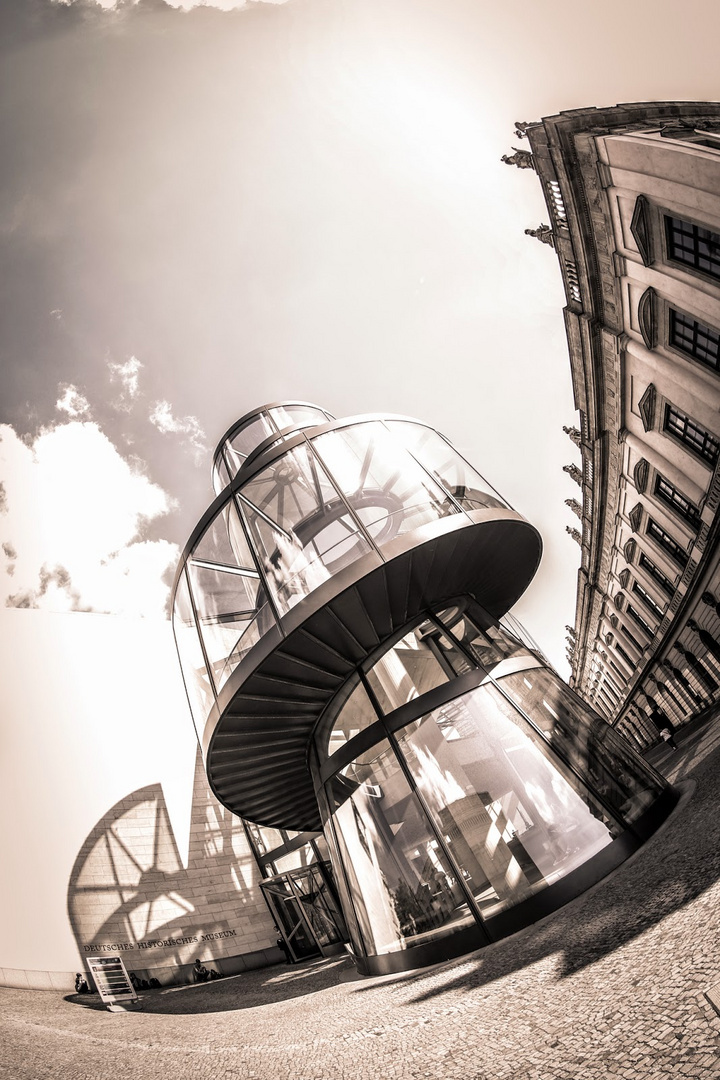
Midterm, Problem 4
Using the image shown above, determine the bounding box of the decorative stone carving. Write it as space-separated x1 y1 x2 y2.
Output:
565 625 576 638
566 526 582 545
615 592 626 612
609 614 619 629
628 503 644 533
563 425 582 448
624 538 637 563
637 288 659 351
563 463 583 486
633 458 650 494
618 568 630 589
525 224 555 248
501 148 536 170
514 121 532 139
630 195 652 266
565 498 582 519
637 384 657 432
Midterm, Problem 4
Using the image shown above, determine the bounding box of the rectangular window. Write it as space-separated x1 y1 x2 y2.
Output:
615 643 634 667
626 604 654 638
663 404 720 465
654 475 702 528
638 551 675 596
600 670 621 696
620 623 643 651
600 681 619 702
646 517 688 567
665 215 720 280
631 580 665 620
608 658 626 681
669 309 720 371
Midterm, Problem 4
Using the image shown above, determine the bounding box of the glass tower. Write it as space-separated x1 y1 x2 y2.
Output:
172 403 676 975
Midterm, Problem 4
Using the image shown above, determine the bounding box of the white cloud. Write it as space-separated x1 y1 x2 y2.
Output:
0 420 178 618
108 355 142 410
56 384 91 418
149 400 207 463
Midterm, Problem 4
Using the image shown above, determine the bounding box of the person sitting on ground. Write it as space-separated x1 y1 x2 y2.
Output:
193 958 210 982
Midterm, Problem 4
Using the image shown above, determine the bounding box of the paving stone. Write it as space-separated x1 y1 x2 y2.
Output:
3 720 720 1079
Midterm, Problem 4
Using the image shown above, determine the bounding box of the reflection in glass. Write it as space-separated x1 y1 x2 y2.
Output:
271 844 317 874
268 405 330 432
326 679 378 758
246 820 285 856
387 421 508 511
312 422 457 550
229 414 276 464
172 568 214 738
446 609 530 671
495 666 665 822
239 443 373 615
366 627 450 712
329 740 473 955
290 864 346 947
212 453 232 495
396 685 614 918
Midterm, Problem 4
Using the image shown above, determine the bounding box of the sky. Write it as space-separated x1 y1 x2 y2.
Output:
0 0 719 677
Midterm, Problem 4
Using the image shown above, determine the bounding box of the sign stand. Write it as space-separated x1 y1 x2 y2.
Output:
86 956 141 1012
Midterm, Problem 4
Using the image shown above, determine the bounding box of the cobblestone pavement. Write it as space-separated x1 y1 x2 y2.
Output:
3 719 720 1080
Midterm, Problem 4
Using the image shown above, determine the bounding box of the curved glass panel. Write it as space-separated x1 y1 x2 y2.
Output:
387 421 508 512
312 422 458 548
396 684 615 919
366 626 450 712
268 405 330 431
186 500 274 693
238 442 374 616
229 414 275 462
445 608 531 672
246 821 285 856
329 740 474 955
494 666 665 823
326 679 379 757
172 568 214 739
212 452 232 496
271 844 317 874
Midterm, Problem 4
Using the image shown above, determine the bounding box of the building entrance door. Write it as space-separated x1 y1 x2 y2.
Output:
260 863 348 962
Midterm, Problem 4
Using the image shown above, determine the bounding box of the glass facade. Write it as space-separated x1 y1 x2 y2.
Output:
174 402 676 976
174 411 509 730
314 605 668 964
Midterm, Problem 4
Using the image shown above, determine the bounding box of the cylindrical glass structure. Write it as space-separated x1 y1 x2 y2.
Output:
312 599 669 972
173 409 513 741
173 403 676 976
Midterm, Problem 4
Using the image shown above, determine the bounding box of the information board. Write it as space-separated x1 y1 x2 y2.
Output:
86 956 138 1006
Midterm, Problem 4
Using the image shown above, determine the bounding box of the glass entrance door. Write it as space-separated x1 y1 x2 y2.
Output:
260 863 348 961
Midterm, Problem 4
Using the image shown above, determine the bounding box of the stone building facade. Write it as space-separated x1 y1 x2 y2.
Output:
510 102 720 748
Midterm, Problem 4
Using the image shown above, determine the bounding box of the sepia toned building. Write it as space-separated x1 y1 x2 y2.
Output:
514 102 720 748
173 402 675 974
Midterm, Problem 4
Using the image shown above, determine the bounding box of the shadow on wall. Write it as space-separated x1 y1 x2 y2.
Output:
67 748 279 987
